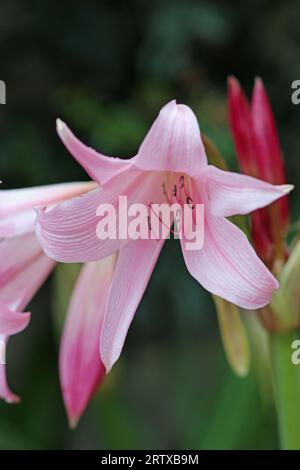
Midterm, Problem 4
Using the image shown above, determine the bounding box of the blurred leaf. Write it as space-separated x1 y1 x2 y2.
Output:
52 263 81 338
199 371 273 449
244 314 273 409
202 132 227 170
0 419 40 449
213 296 250 377
272 238 300 330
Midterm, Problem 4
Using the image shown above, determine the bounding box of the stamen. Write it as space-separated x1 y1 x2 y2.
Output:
179 175 184 189
162 182 172 204
178 175 197 229
148 202 178 236
186 196 195 210
159 174 197 235
178 174 191 202
161 174 195 207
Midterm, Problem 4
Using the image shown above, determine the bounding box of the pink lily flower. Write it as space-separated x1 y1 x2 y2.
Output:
36 100 293 373
0 233 54 403
228 77 290 268
0 181 110 425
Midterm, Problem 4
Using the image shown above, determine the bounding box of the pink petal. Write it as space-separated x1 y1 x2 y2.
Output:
56 119 131 186
206 165 293 217
0 303 30 335
0 181 96 238
100 238 165 372
60 255 117 427
0 235 54 405
37 169 164 263
0 337 20 403
0 181 95 217
181 212 279 309
0 233 55 311
0 209 36 238
134 100 207 176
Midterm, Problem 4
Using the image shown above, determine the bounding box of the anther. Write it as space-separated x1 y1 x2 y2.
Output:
186 196 195 210
179 175 184 189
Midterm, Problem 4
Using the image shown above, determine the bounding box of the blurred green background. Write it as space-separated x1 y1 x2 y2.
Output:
0 0 299 450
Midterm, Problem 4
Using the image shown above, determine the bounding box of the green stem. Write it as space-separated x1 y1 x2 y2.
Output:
270 330 300 449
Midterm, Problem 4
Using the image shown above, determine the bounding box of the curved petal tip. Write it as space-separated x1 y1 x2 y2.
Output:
56 118 67 137
5 393 21 404
281 184 294 194
68 416 79 430
0 304 31 336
